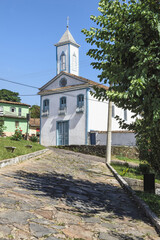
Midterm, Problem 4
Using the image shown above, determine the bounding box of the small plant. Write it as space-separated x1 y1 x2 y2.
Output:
30 135 38 142
0 124 6 136
10 128 23 141
121 168 129 176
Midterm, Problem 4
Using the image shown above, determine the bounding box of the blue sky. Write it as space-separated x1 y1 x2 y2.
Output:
0 0 101 106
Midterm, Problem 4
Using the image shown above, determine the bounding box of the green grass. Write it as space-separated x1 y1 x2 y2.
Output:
136 191 160 218
113 155 140 164
0 137 45 161
111 163 160 184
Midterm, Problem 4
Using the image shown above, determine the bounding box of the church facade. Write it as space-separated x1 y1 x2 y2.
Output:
38 28 136 146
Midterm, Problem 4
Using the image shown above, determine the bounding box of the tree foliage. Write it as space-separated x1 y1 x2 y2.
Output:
82 0 160 173
0 89 21 102
30 105 40 118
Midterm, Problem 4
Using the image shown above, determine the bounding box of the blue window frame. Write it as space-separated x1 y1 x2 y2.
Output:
60 51 66 71
60 97 66 110
77 94 84 108
43 99 49 113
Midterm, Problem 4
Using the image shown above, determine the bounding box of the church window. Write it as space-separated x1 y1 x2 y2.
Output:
43 99 49 113
77 94 84 108
72 53 77 71
60 51 66 71
60 97 66 110
59 78 67 87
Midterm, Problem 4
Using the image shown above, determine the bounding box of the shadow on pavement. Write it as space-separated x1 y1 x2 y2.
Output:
4 170 149 223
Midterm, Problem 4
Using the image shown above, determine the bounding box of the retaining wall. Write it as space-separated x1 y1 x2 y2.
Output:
56 145 139 159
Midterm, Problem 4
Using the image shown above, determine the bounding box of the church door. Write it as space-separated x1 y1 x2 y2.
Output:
57 121 69 145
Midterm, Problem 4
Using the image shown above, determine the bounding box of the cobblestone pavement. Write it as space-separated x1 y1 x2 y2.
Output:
0 148 159 240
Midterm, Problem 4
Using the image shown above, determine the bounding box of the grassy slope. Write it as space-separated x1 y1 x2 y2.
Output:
136 191 160 218
0 137 45 161
111 163 160 184
112 155 140 164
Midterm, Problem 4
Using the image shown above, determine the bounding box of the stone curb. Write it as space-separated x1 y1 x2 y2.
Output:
0 149 49 169
106 162 160 234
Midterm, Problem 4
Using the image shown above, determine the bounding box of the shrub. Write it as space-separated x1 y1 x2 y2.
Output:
139 163 151 174
0 124 6 136
30 135 38 142
11 128 23 141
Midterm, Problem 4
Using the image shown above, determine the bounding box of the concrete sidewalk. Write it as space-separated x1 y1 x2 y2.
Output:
0 148 159 240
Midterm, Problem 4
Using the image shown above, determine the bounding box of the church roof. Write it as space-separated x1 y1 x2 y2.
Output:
55 28 80 47
38 71 108 94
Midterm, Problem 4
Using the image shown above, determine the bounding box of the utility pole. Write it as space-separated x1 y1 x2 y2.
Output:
106 100 112 164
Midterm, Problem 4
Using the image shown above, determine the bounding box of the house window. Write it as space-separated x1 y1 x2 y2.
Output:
15 121 19 127
124 109 127 121
43 99 49 113
18 108 21 116
60 97 66 110
112 105 115 118
72 53 77 71
60 51 66 71
10 107 15 113
77 94 84 108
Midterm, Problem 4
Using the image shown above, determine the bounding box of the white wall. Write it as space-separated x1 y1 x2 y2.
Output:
95 132 136 146
41 89 86 146
88 91 134 131
88 92 108 131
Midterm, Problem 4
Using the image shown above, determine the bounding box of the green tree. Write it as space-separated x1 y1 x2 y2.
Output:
82 0 160 173
30 105 40 118
0 89 21 102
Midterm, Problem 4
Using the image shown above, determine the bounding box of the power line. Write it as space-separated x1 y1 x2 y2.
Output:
19 94 38 96
0 78 39 89
0 76 110 104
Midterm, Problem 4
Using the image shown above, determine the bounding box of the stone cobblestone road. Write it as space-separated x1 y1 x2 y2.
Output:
0 148 159 240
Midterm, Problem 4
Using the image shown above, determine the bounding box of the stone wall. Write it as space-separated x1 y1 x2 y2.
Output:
57 145 139 159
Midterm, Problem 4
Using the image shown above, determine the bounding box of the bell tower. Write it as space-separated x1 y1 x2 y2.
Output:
54 23 80 76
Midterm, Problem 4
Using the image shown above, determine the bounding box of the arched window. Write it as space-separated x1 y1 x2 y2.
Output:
77 94 84 108
43 99 49 113
60 51 66 71
60 97 66 110
72 52 77 71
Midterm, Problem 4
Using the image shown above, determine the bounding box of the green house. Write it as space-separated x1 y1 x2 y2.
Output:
0 100 30 136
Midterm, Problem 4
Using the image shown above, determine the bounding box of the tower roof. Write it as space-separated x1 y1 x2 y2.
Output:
55 28 80 47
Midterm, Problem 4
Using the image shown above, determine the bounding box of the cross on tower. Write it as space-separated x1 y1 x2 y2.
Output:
67 16 69 29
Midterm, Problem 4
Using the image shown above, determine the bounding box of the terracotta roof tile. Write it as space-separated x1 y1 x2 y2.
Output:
0 100 30 107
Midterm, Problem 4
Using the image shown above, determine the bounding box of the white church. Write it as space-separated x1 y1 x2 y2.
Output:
38 27 136 146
